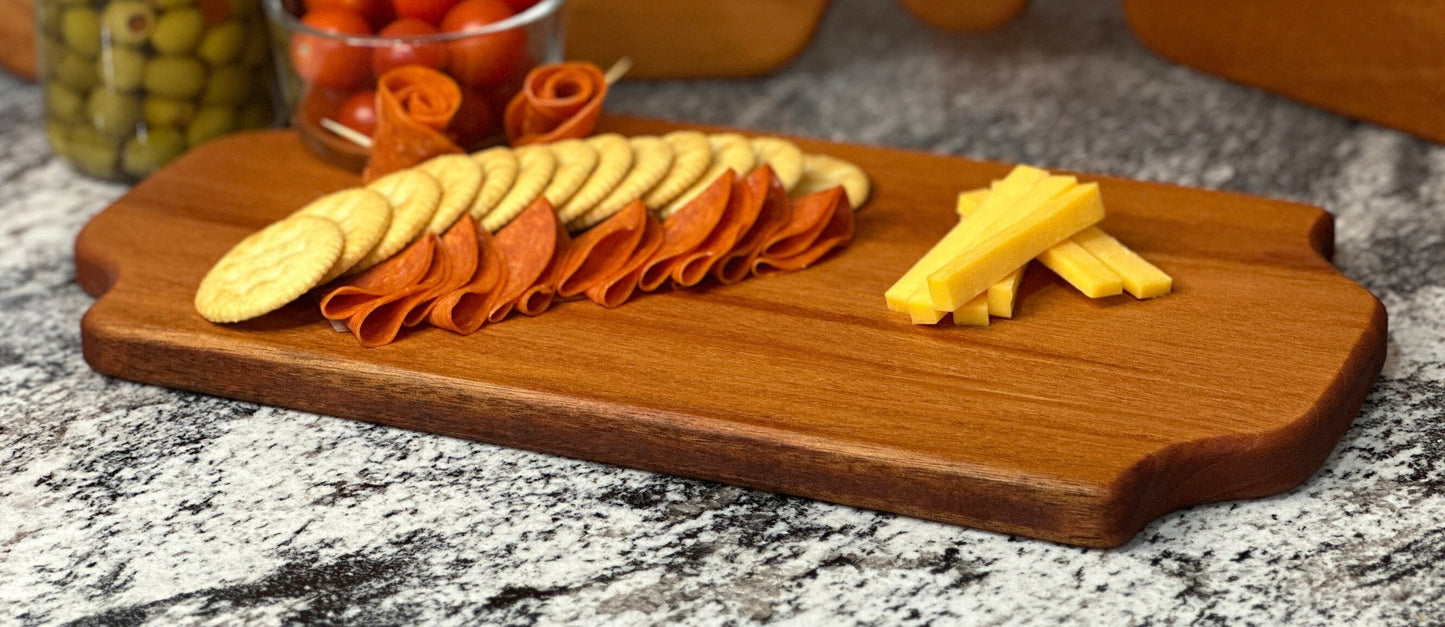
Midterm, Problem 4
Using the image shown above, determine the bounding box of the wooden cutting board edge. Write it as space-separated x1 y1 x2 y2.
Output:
72 125 1388 548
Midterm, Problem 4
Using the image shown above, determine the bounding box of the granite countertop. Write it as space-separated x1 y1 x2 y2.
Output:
4 0 1444 623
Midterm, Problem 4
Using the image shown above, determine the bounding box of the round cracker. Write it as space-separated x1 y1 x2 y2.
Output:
195 215 343 323
569 135 673 231
352 169 442 273
659 133 757 219
751 136 804 191
558 133 634 224
468 147 519 222
417 155 483 234
793 153 871 209
482 144 556 232
643 131 712 211
292 188 393 284
541 138 598 208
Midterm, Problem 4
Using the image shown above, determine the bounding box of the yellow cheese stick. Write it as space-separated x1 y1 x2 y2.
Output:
883 166 1049 316
927 184 1105 311
1036 241 1123 298
958 187 1122 300
895 174 1076 319
952 294 991 326
1072 227 1173 298
987 267 1026 318
957 188 1027 318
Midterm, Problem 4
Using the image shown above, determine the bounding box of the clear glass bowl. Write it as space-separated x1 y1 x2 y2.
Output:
263 0 564 171
36 0 280 182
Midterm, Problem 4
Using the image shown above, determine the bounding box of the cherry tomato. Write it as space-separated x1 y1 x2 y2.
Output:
448 88 496 147
336 89 379 136
372 18 447 76
439 0 526 88
307 0 396 29
290 9 373 89
498 0 539 11
393 0 458 26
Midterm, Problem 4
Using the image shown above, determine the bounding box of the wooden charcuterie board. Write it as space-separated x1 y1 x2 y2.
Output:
74 117 1386 547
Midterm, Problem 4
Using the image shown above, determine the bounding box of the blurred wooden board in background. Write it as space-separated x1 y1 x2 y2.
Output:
1124 0 1445 144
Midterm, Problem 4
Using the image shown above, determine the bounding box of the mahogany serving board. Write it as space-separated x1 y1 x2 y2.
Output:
75 118 1386 547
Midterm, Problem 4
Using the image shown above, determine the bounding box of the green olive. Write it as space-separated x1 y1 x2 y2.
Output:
87 88 143 138
101 0 156 46
199 64 251 106
96 45 147 91
46 121 72 157
61 7 102 59
150 8 206 55
45 82 86 122
236 99 274 129
186 105 236 146
68 126 124 179
121 127 188 177
55 49 99 91
143 55 208 99
143 96 197 128
196 20 246 66
240 18 269 67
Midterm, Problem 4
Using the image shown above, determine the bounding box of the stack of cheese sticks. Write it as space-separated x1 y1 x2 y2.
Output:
885 165 1172 326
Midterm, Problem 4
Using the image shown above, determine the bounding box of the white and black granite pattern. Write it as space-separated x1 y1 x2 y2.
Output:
5 0 1445 623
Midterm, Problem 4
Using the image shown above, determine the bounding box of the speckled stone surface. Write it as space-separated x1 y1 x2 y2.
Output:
4 0 1445 623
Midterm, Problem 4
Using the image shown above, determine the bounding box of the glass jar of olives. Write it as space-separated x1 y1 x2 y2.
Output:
35 0 280 181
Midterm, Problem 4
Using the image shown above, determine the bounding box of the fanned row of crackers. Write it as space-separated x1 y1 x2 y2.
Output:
195 131 872 326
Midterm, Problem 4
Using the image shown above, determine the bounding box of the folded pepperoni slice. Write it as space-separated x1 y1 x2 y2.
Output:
713 165 791 285
554 199 650 299
504 62 608 147
364 66 465 183
514 213 572 316
319 234 437 321
487 197 564 322
428 228 509 335
672 165 771 287
757 185 845 261
636 170 734 292
402 214 479 327
754 186 855 275
584 209 664 308
342 232 446 347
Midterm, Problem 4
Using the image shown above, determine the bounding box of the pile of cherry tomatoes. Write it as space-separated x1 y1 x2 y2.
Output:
288 0 542 147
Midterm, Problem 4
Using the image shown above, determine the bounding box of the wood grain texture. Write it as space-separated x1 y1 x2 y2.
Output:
73 117 1386 547
1124 0 1445 144
562 0 829 79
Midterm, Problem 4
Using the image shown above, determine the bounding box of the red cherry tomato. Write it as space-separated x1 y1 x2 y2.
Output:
498 0 538 11
371 18 447 76
448 88 496 147
393 0 458 26
336 89 379 136
290 9 373 89
306 0 395 29
439 0 526 88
